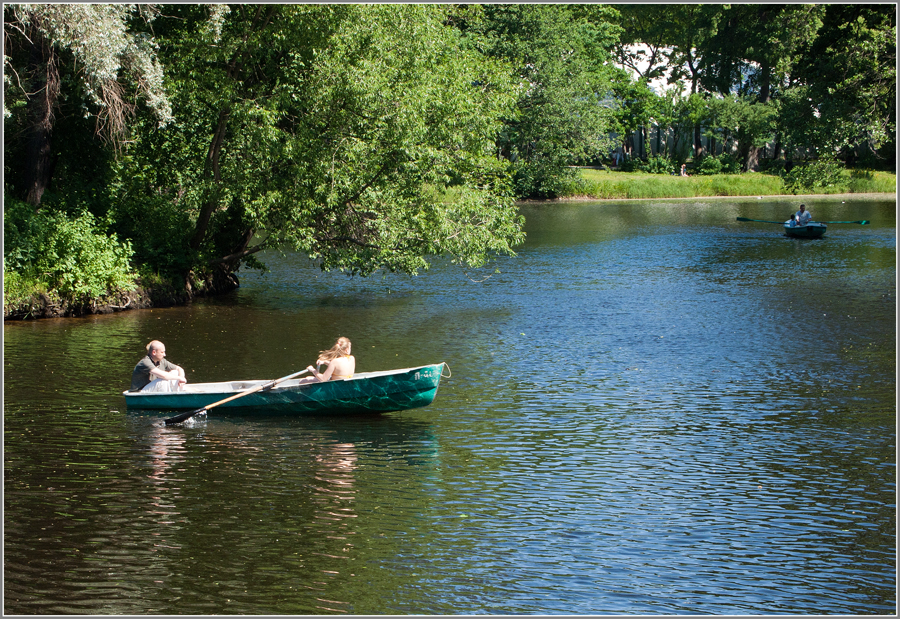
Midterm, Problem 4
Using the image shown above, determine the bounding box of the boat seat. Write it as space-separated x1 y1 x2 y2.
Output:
230 382 261 391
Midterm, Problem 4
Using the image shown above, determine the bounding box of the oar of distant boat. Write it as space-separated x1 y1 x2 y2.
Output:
736 217 869 225
736 217 785 224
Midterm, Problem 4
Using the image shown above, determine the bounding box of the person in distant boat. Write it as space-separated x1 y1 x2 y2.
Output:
788 214 799 227
302 336 355 383
795 204 812 225
130 340 187 392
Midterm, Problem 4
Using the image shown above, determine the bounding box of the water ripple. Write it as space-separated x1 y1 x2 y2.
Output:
4 198 895 614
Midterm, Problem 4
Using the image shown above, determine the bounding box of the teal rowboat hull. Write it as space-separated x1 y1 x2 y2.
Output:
124 363 447 414
784 222 826 238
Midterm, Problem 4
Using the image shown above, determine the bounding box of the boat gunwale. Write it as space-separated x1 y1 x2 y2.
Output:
122 363 444 398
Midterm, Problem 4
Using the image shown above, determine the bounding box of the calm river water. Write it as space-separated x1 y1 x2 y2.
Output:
4 196 896 614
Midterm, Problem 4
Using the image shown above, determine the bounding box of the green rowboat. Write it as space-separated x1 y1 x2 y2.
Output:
124 363 447 415
784 221 826 238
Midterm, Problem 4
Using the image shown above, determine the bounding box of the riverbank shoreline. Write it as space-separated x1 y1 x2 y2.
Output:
6 191 895 321
518 191 897 204
3 272 238 321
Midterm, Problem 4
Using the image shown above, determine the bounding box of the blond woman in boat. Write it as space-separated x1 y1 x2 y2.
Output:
301 337 355 383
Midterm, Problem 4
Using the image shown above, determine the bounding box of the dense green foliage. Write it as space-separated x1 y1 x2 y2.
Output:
112 4 525 280
3 4 895 313
636 156 675 175
573 167 896 201
612 4 895 170
783 158 845 194
459 5 621 198
4 196 136 304
696 154 742 176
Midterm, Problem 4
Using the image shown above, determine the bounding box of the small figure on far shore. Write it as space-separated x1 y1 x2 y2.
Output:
795 204 812 225
131 340 187 392
680 164 689 177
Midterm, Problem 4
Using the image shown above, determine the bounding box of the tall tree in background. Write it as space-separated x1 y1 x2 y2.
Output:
3 4 171 207
702 4 825 169
656 4 726 160
462 4 620 198
611 4 727 161
611 4 670 83
787 4 896 163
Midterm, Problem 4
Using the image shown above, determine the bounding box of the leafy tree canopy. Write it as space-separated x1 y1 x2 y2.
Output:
459 4 621 197
114 4 524 281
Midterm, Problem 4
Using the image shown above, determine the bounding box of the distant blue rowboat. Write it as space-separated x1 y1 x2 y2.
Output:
124 363 447 415
784 221 826 238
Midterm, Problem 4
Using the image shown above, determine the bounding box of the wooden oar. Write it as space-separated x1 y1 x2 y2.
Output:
737 217 869 225
163 368 311 425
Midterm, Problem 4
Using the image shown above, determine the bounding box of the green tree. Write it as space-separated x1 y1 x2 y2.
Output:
656 4 727 159
609 76 664 162
789 4 896 164
3 4 171 207
462 4 620 198
610 4 671 84
114 4 524 289
605 4 894 170
701 4 825 169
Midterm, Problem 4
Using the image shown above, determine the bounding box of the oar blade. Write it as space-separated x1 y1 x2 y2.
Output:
164 407 206 426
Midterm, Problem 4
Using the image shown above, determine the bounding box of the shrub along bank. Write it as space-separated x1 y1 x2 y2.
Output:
3 195 236 320
563 166 896 201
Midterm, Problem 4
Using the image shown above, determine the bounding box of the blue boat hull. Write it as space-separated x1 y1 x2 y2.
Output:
124 363 446 414
784 222 826 238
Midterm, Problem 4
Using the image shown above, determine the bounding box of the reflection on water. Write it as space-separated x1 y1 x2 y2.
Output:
4 196 895 614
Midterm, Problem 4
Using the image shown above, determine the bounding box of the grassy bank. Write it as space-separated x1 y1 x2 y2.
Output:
566 168 897 200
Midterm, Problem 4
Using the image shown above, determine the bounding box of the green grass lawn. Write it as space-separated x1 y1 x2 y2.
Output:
567 168 896 200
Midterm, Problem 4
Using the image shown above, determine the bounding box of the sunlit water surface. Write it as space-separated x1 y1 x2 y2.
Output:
4 197 895 614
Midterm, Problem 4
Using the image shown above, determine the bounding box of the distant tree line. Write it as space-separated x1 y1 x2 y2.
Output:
609 4 895 172
3 4 895 312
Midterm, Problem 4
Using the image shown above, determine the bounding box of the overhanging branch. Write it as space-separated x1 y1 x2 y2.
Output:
209 243 266 266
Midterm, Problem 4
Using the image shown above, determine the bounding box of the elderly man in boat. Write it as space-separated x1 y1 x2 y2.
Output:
130 340 188 392
795 204 812 225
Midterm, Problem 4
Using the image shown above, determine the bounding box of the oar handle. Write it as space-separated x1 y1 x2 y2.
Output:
163 368 310 425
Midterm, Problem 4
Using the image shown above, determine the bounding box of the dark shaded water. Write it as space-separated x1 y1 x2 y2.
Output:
4 196 896 614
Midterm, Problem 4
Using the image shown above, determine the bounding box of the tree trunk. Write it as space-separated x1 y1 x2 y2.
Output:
745 57 771 172
694 123 704 160
745 146 759 172
22 29 60 208
190 107 231 250
758 58 771 105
